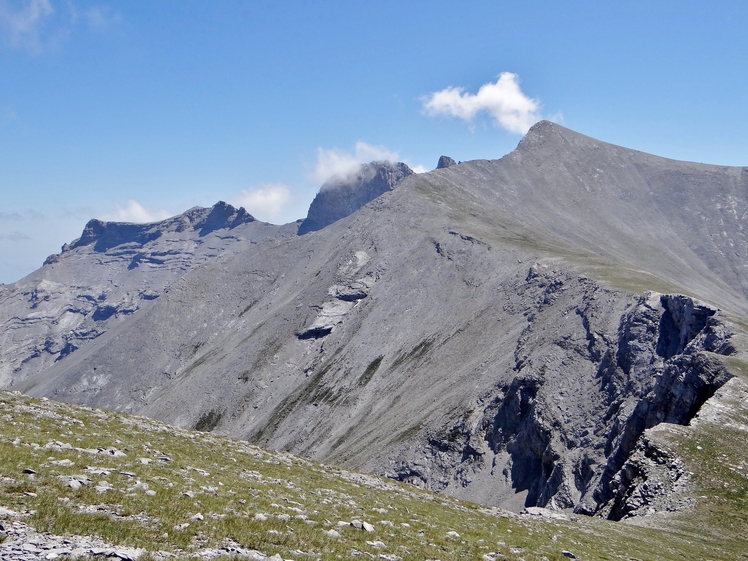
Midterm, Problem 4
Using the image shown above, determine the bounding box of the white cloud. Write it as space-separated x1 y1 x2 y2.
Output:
422 72 541 134
99 200 173 223
312 141 399 184
230 183 293 223
0 0 54 53
412 164 428 174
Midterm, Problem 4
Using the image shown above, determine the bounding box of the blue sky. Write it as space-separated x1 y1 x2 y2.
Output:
1 1 747 284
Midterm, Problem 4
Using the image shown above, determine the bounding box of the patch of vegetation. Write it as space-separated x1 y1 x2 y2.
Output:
358 355 384 387
253 350 344 442
391 339 434 370
0 389 747 560
180 348 220 377
194 410 223 432
644 381 748 558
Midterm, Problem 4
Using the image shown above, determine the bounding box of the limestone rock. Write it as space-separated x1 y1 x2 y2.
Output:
324 529 340 538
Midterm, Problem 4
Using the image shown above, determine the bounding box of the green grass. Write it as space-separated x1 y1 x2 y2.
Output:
648 379 748 560
1 389 747 560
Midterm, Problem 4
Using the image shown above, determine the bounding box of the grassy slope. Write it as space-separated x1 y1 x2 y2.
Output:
1 390 747 561
644 361 748 560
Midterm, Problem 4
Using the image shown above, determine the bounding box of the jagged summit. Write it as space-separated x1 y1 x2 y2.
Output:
436 155 456 169
61 201 255 255
298 161 414 235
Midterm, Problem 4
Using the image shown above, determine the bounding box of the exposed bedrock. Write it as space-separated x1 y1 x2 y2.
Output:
389 275 734 519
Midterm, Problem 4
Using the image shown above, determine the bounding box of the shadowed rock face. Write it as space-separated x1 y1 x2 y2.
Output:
3 122 748 519
436 155 456 169
298 161 414 235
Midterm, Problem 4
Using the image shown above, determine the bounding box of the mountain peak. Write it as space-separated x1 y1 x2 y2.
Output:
516 120 570 149
298 161 414 235
436 155 457 169
515 120 610 156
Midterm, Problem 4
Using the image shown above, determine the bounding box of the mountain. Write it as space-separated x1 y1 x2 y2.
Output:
2 122 748 526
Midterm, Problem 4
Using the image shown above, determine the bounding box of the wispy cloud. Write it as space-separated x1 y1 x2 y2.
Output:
0 211 24 222
0 1 121 53
85 5 120 30
230 183 293 223
98 200 173 223
422 72 541 134
0 0 54 53
312 142 400 184
0 209 44 222
0 231 31 242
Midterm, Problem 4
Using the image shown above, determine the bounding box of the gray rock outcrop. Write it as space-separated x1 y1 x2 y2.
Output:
436 155 456 169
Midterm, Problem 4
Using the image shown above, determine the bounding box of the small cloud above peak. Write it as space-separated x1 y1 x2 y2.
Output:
312 141 399 184
99 200 173 224
422 72 541 134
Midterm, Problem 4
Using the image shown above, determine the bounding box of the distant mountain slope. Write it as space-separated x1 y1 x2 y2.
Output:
4 122 748 521
0 202 297 387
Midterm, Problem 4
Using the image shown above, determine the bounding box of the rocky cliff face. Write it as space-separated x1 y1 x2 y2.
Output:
3 122 748 520
385 277 735 517
298 161 413 235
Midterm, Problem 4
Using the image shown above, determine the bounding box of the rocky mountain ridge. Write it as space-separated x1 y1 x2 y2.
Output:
2 122 748 522
0 202 297 388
